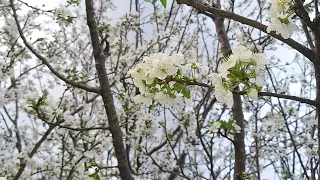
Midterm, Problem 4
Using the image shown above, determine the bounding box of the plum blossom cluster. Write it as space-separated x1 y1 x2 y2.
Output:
128 52 197 107
266 0 298 39
209 120 242 139
24 92 66 121
209 46 270 108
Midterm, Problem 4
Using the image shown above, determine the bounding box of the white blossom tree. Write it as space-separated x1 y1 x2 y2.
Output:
0 0 319 179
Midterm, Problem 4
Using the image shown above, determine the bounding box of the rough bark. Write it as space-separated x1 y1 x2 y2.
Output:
176 0 313 61
85 0 133 179
313 16 320 180
213 3 246 179
179 0 246 178
232 90 246 180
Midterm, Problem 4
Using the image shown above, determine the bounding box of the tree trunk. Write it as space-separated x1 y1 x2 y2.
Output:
214 14 245 180
85 0 133 179
313 17 320 180
232 89 246 180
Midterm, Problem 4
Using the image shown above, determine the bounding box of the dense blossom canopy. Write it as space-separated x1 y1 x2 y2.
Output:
0 0 319 179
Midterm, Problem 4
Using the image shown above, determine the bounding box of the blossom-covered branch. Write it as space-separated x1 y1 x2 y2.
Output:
9 0 100 94
175 0 314 61
85 0 133 179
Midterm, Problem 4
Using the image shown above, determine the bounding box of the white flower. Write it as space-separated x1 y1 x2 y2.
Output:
154 91 168 105
88 166 98 175
269 0 291 13
255 76 264 86
210 75 234 108
0 91 6 107
150 54 178 80
153 91 183 107
210 121 221 133
132 78 147 94
168 81 176 88
84 151 95 159
216 88 234 108
82 114 90 121
55 6 72 17
233 124 241 133
134 94 152 106
170 53 185 66
248 88 258 99
217 46 255 78
267 18 284 35
135 113 155 138
267 14 298 39
252 53 270 65
208 73 218 80
218 55 238 78
233 46 253 62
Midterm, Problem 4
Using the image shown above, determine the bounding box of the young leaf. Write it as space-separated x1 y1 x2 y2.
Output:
173 82 185 92
182 87 191 99
160 0 167 7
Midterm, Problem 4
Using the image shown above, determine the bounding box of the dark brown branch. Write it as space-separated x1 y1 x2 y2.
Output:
9 0 99 94
175 0 314 61
13 120 65 180
173 78 317 106
315 0 319 16
301 23 315 51
237 91 317 106
293 0 315 29
85 0 133 179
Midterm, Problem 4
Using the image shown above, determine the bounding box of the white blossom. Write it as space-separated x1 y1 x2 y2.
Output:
218 55 238 78
255 76 264 86
88 166 98 175
134 94 153 106
267 1 298 39
269 0 291 13
252 53 270 65
233 46 253 62
233 124 241 133
248 88 258 99
210 74 234 108
267 17 298 39
210 121 221 133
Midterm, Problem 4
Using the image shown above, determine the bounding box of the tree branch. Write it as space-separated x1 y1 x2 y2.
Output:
13 119 65 180
85 0 133 179
175 0 314 61
9 0 99 94
237 91 317 106
172 78 317 106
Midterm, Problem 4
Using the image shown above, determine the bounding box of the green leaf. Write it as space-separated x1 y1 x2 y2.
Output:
36 38 45 42
182 76 193 82
256 85 262 91
219 120 227 129
152 0 157 4
182 87 191 99
160 0 167 7
173 82 185 92
89 173 100 180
